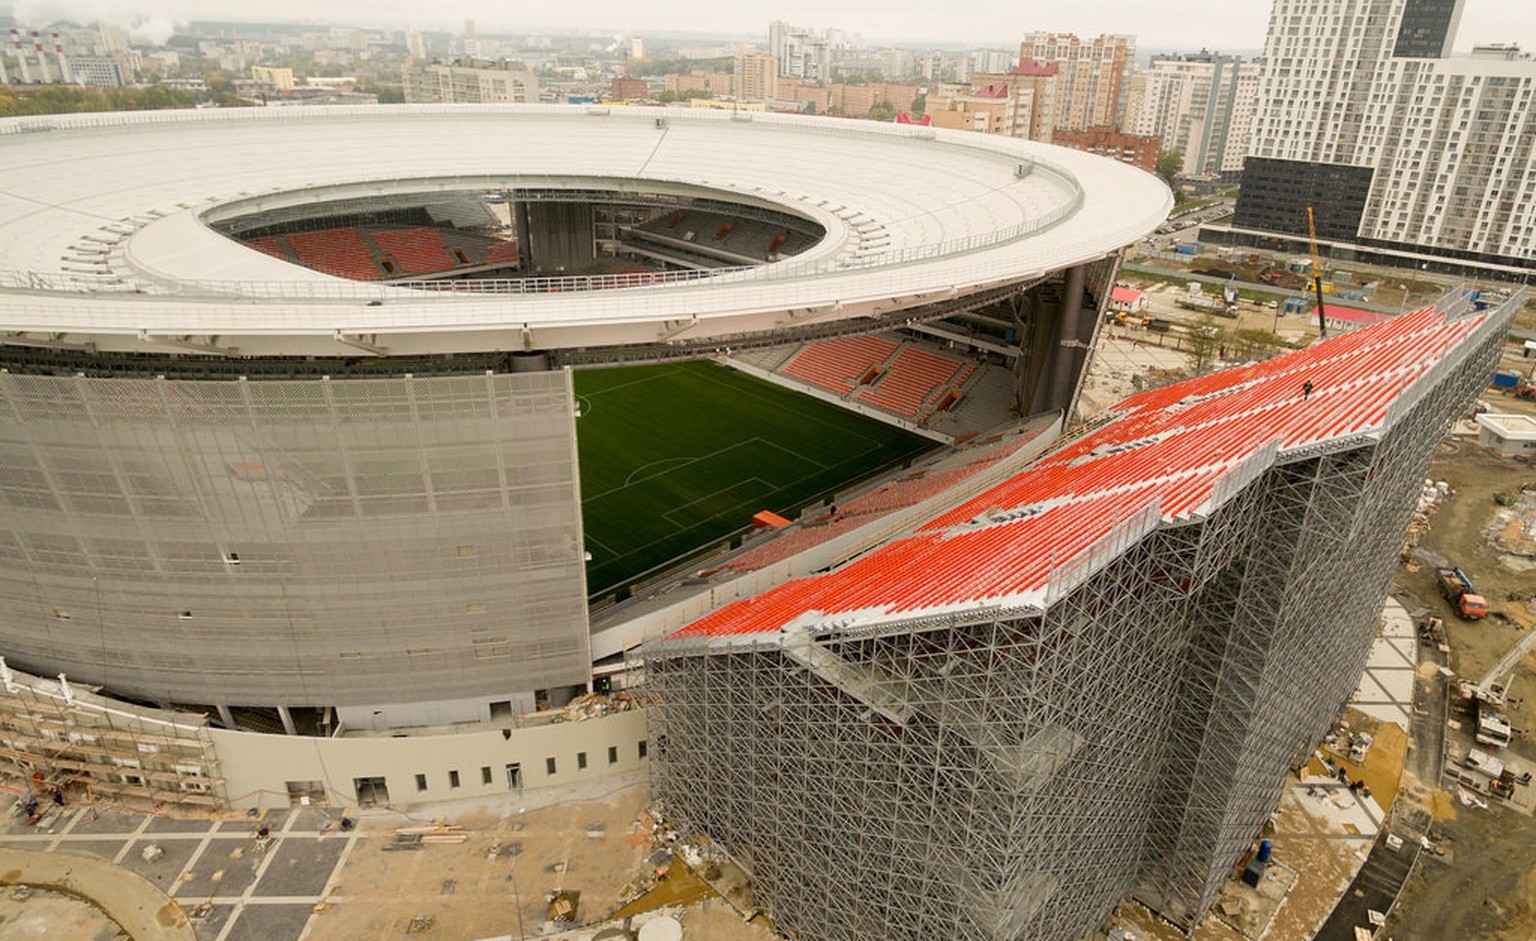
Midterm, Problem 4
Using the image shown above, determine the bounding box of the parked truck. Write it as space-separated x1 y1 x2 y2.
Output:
1175 294 1239 318
1437 566 1488 619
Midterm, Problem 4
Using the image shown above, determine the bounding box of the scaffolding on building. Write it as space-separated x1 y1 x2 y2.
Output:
645 290 1519 941
0 659 226 812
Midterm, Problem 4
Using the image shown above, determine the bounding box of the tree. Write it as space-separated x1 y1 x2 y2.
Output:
910 93 927 115
868 102 896 122
1155 149 1183 191
1182 314 1225 371
1230 327 1286 362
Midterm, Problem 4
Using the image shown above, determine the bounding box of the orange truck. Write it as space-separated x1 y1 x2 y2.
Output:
1437 567 1488 619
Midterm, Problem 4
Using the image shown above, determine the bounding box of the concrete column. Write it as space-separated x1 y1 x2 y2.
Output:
215 704 235 729
514 200 533 272
277 704 298 736
1051 264 1087 410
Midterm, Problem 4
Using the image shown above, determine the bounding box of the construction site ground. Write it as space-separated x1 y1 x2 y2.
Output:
0 772 775 941
1383 380 1536 941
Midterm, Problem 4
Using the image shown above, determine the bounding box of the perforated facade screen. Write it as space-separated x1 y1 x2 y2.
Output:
0 369 589 707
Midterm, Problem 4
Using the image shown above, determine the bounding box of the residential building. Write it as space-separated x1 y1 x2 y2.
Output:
1232 0 1536 271
1053 126 1161 174
610 77 649 100
402 58 540 104
66 55 125 88
252 65 296 91
663 70 733 97
769 20 832 82
734 52 779 100
1018 32 1136 131
1128 52 1260 177
925 65 1058 141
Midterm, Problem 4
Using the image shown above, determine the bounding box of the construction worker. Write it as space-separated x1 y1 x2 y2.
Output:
1302 380 1314 400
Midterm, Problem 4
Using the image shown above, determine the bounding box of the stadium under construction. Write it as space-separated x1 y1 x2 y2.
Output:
0 102 1522 939
646 296 1518 940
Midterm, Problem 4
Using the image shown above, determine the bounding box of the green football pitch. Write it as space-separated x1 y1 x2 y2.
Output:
574 360 934 595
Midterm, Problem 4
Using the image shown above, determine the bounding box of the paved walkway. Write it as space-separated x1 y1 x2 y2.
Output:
0 803 357 941
0 845 196 941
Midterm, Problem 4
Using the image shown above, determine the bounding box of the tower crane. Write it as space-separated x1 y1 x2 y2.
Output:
1308 206 1328 339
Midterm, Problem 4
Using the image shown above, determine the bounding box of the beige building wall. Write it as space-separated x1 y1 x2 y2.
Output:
252 65 295 91
734 52 779 99
402 59 540 103
1018 32 1135 131
214 709 649 810
663 71 733 96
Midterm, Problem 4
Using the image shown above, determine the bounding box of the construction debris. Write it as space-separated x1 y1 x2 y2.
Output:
394 822 467 844
140 843 164 863
406 914 434 934
547 889 580 924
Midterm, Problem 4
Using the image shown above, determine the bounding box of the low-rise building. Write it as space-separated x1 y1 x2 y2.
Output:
403 57 540 104
1475 413 1536 457
1051 126 1160 174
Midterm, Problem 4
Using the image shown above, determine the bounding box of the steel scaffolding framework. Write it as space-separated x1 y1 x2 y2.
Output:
646 293 1516 941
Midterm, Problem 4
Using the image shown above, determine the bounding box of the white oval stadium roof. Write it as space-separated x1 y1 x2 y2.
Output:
0 105 1171 356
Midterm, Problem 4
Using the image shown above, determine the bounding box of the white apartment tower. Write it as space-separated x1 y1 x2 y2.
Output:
1234 0 1536 269
769 21 832 83
1129 53 1260 177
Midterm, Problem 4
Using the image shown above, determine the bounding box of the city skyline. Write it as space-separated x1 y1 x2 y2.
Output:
4 0 1533 54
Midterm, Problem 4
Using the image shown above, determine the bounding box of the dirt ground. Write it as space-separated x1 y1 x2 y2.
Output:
0 889 126 941
308 783 656 941
1383 382 1536 941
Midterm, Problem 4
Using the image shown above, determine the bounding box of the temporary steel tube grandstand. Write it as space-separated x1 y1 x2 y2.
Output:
645 291 1519 941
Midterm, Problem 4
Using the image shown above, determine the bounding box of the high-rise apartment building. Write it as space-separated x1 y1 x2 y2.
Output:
769 20 833 83
1128 52 1260 177
1017 32 1136 131
734 51 779 100
1233 0 1535 269
402 58 540 104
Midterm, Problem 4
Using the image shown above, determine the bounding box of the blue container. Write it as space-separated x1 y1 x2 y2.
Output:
1257 839 1273 863
1492 372 1519 388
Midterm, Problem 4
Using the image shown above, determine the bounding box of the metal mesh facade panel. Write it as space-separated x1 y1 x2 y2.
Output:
647 306 1508 941
0 370 589 707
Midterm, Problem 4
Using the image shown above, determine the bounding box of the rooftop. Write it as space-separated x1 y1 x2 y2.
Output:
666 304 1492 642
0 104 1169 357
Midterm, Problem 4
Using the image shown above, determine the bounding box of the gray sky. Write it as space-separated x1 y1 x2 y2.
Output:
5 0 1531 53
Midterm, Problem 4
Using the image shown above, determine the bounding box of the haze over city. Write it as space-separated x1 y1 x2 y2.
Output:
3 0 1532 50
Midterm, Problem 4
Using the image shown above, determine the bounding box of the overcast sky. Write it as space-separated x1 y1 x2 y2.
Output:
5 0 1531 53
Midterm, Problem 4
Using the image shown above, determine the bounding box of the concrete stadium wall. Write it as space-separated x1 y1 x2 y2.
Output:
212 709 649 811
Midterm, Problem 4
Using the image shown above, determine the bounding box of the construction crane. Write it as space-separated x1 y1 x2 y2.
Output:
1307 206 1328 339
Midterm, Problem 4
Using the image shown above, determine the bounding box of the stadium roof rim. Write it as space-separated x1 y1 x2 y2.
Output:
0 104 1171 357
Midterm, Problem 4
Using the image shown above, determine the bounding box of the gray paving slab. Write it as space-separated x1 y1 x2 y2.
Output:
187 902 235 941
68 808 144 834
221 902 314 941
54 838 130 861
289 807 332 832
146 814 218 834
118 836 201 888
177 838 262 899
252 837 346 898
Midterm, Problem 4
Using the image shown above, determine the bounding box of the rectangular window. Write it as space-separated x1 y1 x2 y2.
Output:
415 773 428 792
608 746 618 765
448 770 460 789
577 751 588 770
546 757 557 775
481 766 493 785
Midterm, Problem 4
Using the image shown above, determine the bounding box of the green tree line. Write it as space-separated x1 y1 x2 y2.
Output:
0 84 199 116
